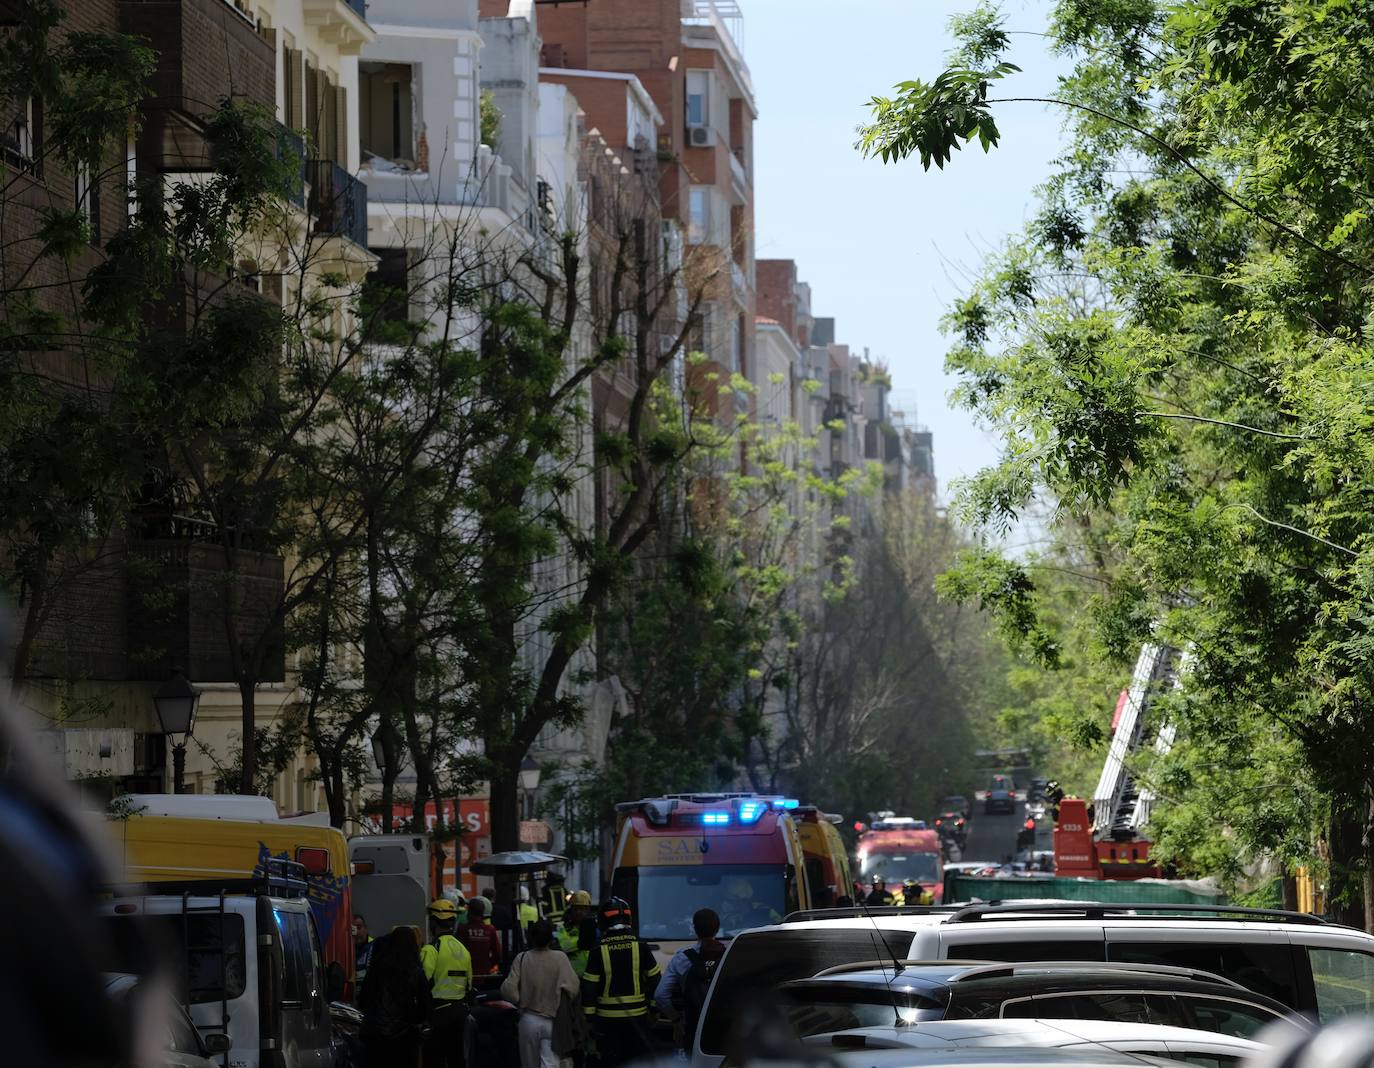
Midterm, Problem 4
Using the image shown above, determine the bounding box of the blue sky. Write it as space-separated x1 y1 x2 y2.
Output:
744 0 1070 499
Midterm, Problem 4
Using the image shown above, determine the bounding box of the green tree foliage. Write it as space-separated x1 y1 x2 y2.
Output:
862 0 1374 917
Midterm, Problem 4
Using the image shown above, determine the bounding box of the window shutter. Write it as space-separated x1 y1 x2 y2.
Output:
323 76 338 161
305 62 320 150
332 85 348 166
286 49 303 131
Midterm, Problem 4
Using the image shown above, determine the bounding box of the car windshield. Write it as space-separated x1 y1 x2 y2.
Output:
619 863 788 939
861 851 940 882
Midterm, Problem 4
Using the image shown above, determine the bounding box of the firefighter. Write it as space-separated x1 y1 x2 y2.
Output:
541 871 569 925
420 898 474 1068
865 874 895 906
901 879 934 906
556 889 594 976
582 897 660 1067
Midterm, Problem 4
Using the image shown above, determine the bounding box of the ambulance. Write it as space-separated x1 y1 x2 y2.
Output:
793 806 852 907
855 815 944 902
104 794 355 987
610 794 812 963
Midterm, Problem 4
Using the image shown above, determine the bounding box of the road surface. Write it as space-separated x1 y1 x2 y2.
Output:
961 798 1053 865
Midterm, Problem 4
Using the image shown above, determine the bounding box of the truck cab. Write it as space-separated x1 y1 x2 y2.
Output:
101 859 334 1068
856 817 944 902
610 794 812 965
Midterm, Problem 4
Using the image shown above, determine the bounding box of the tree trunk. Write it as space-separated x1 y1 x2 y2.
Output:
1328 806 1367 929
238 677 257 795
10 556 50 685
490 759 520 855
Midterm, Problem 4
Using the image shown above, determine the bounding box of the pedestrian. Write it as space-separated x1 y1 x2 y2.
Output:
501 918 582 1068
654 908 725 1054
420 898 474 1068
458 894 504 976
353 913 376 989
359 928 431 1068
581 897 660 1068
555 890 594 977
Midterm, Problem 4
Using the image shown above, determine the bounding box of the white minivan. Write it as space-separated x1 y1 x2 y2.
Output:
690 903 1374 1067
102 861 335 1068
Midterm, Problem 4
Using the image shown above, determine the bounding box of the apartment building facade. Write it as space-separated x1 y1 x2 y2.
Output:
540 0 756 402
4 0 376 808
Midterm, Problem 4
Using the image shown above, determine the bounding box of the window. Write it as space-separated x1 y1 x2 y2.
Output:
1310 947 1374 1019
126 138 137 220
686 70 710 128
101 914 247 1005
613 862 788 941
1106 940 1300 1010
943 939 1105 962
360 62 416 167
999 991 1177 1025
784 986 944 1037
1178 995 1281 1039
689 187 708 245
76 159 100 242
3 94 40 173
698 928 915 1054
274 908 314 1006
361 247 410 341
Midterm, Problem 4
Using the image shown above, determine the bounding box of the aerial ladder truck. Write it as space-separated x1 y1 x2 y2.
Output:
1053 642 1183 880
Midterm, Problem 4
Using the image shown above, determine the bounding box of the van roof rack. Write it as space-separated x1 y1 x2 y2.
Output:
943 902 1331 926
106 857 310 901
782 905 962 923
805 959 1246 989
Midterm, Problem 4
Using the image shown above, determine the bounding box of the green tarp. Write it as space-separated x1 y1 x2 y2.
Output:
947 875 1227 906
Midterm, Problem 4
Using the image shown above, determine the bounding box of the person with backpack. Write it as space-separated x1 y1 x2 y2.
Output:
654 908 725 1054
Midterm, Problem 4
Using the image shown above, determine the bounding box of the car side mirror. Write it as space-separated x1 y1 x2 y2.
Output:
203 1033 232 1054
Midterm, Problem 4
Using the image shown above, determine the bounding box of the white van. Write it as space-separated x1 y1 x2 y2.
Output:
689 903 1374 1067
102 861 334 1068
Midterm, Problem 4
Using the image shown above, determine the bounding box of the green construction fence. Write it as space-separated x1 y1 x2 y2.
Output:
946 874 1227 907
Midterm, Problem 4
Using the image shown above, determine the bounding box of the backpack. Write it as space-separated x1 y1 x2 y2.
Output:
679 939 725 1048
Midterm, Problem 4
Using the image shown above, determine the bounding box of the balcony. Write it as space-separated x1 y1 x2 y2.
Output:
301 0 374 54
126 532 285 684
307 160 368 247
275 125 306 209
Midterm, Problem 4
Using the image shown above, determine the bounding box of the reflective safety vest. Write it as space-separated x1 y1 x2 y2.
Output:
542 884 568 923
556 923 588 976
421 934 473 1001
582 933 661 1019
517 901 539 930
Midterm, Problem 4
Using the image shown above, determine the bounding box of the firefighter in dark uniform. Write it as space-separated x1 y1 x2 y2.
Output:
540 871 569 925
581 897 660 1067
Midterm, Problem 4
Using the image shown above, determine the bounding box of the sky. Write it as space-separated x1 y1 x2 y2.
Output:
742 0 1071 500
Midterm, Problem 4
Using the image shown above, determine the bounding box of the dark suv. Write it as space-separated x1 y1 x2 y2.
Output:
779 961 1304 1042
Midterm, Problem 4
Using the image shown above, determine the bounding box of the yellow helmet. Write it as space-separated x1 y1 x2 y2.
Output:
428 898 458 921
569 890 592 907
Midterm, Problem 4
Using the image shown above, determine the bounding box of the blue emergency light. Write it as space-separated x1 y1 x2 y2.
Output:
737 800 765 823
772 797 799 810
702 811 730 825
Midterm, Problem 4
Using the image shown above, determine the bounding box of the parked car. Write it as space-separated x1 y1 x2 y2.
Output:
801 1018 1270 1068
779 960 1302 1040
103 973 231 1068
688 902 1374 1067
765 1043 1179 1068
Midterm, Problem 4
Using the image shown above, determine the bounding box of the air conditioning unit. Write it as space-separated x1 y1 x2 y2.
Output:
687 125 717 148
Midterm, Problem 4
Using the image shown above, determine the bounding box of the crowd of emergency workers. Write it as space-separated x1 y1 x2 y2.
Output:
348 875 722 1068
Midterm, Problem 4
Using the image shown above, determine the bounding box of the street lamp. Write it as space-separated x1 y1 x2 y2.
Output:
153 670 201 794
519 756 541 820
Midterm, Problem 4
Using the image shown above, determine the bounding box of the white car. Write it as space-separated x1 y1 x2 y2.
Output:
801 1018 1271 1067
690 901 1374 1067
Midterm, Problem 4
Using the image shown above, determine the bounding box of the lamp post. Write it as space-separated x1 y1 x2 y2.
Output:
518 755 541 821
153 670 201 794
